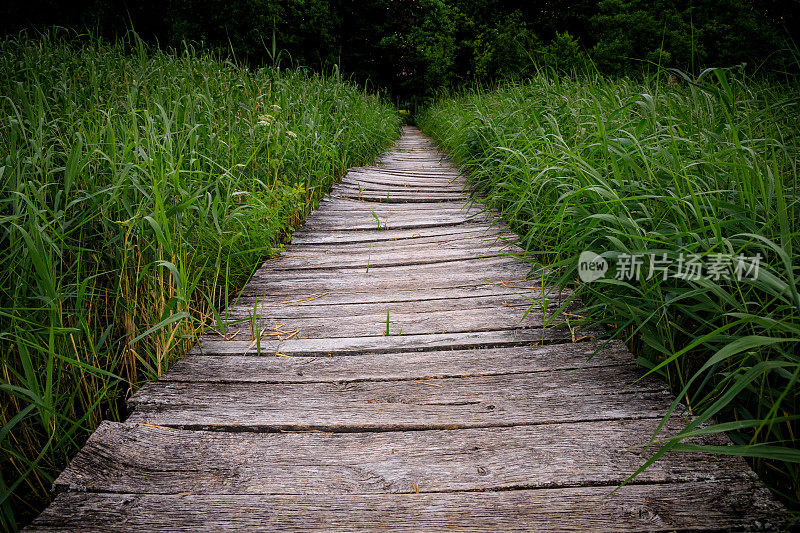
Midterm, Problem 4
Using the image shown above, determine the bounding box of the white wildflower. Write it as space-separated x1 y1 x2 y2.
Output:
257 114 274 127
287 130 297 138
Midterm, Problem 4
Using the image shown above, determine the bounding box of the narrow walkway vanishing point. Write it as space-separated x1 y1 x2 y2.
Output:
31 127 783 531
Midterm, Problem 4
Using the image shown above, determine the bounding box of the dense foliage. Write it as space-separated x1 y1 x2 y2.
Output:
0 30 400 529
2 0 797 98
418 68 800 506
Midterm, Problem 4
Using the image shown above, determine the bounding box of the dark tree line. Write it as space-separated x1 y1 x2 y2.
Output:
3 0 798 99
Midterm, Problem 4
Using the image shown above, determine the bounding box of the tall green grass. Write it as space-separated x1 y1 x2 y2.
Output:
0 29 400 529
419 68 800 505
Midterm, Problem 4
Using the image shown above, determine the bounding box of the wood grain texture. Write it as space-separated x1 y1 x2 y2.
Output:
342 176 464 189
290 224 513 245
186 328 590 356
164 340 629 383
338 178 463 191
299 210 488 231
211 290 576 340
240 258 534 296
30 481 783 532
286 231 520 250
30 125 783 531
329 191 460 203
314 197 478 212
263 239 524 270
53 418 749 495
211 300 572 341
127 365 673 429
233 284 569 311
225 290 571 320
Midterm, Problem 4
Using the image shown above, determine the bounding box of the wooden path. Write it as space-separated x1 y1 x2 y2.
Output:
31 127 783 531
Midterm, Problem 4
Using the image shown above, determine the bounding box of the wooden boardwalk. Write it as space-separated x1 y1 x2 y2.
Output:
31 127 783 531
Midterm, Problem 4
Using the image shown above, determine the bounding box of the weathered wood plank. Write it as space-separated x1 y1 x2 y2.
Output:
240 277 536 298
305 203 485 218
240 279 536 300
349 167 461 177
290 224 512 245
249 255 530 281
373 162 457 169
226 290 568 320
205 302 572 342
298 213 490 231
285 236 519 252
376 158 455 165
348 174 461 184
334 181 463 194
241 261 534 296
286 233 518 256
343 175 464 188
315 197 479 212
337 184 465 197
328 191 461 203
128 364 667 429
372 166 458 173
233 285 569 313
285 232 519 253
350 166 461 176
53 418 748 496
30 481 783 532
306 209 484 224
164 341 630 382
263 241 523 270
189 328 590 356
342 175 464 188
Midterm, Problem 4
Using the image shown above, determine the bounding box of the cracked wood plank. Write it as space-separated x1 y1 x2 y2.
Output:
53 418 749 495
163 340 629 382
127 364 671 429
30 481 783 532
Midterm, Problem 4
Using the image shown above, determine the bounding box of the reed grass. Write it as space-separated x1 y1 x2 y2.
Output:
0 29 400 529
418 67 800 507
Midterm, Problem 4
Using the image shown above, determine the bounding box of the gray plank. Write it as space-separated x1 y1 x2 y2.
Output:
299 212 489 231
262 241 524 270
343 175 464 188
232 284 569 311
350 166 460 176
290 224 512 245
333 181 464 194
206 303 572 341
342 175 464 188
127 365 669 429
328 192 460 203
30 481 783 532
248 255 530 282
188 328 591 356
314 197 477 212
226 290 569 319
284 233 521 253
53 418 748 496
241 263 534 296
165 341 633 383
286 231 519 255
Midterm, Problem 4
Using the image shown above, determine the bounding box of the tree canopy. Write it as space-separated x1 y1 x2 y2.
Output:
2 0 797 98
